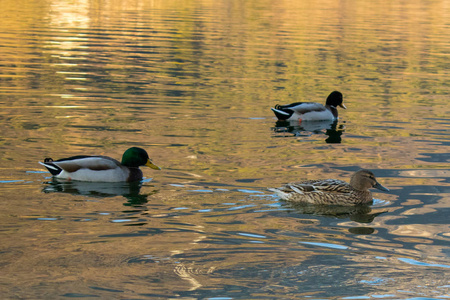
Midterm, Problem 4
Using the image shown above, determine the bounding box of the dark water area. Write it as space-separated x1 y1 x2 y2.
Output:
0 0 449 299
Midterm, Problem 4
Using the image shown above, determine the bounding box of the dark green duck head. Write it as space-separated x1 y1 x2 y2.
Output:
121 147 161 170
325 91 346 109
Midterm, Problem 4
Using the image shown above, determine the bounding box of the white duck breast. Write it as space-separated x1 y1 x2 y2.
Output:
58 167 129 182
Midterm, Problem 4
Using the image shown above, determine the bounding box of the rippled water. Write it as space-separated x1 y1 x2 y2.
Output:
1 0 449 299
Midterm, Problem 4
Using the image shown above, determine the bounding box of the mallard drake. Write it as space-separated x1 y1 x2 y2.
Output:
271 91 346 121
39 147 160 182
269 169 389 206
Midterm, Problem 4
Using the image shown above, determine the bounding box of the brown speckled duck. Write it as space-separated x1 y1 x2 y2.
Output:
269 169 389 206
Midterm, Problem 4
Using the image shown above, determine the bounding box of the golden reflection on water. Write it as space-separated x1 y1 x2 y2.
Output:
1 181 449 297
0 0 449 298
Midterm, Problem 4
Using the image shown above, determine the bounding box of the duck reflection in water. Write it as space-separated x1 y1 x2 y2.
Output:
42 179 156 206
283 201 387 223
272 119 345 143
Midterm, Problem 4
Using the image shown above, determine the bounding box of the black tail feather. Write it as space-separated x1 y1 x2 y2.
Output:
40 158 63 176
271 107 292 120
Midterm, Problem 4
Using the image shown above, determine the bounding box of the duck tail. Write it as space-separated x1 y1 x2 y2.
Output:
268 188 290 200
39 160 62 176
271 107 291 120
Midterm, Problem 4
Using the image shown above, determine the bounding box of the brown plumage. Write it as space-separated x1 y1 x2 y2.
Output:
269 169 389 206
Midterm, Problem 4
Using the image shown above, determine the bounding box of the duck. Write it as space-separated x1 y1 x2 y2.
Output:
269 169 389 206
39 147 160 182
271 91 346 121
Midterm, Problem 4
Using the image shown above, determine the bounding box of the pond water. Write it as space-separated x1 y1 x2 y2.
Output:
1 0 449 299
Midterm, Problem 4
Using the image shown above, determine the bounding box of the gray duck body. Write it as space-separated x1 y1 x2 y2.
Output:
39 147 161 182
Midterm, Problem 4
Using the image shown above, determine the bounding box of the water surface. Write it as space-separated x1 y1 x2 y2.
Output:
0 0 449 299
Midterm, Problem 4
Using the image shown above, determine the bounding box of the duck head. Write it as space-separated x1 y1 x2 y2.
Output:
326 91 346 109
122 147 161 170
350 169 389 192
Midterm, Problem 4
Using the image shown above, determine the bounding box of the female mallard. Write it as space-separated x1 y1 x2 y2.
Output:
271 91 346 121
269 169 389 206
39 147 160 182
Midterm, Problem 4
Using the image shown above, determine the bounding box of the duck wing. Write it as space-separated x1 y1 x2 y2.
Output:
287 179 352 194
287 102 326 114
275 102 326 112
40 156 121 175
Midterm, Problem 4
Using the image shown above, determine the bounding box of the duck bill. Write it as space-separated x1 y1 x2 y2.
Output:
145 159 161 170
373 182 389 192
339 103 347 109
